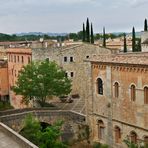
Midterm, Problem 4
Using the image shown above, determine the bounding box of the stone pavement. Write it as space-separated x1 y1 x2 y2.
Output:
0 130 21 148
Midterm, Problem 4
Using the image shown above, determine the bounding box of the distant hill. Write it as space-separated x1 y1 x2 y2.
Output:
15 32 68 37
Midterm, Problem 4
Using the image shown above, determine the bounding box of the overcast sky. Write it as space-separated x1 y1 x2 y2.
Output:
0 0 148 34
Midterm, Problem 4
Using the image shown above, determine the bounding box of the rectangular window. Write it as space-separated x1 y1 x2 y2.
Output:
17 56 19 62
14 55 16 63
64 57 67 62
11 55 13 62
22 56 24 63
70 57 73 62
65 72 68 77
70 72 74 78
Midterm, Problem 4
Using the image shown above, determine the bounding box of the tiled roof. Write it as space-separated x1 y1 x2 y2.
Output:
90 52 148 66
6 48 32 54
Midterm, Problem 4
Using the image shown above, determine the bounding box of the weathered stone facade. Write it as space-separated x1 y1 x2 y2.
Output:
141 31 148 52
32 44 113 113
87 53 148 147
7 48 32 108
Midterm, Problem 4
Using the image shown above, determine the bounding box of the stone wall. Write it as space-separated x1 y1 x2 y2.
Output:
0 109 86 143
88 62 148 147
32 44 112 114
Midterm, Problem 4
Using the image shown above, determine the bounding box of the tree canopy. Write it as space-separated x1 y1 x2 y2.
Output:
13 60 72 106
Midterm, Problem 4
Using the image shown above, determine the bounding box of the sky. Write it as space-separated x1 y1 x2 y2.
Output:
0 0 148 34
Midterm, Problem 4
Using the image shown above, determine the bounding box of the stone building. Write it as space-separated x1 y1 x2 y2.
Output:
32 44 115 112
141 31 148 52
86 53 148 147
7 48 32 108
0 60 9 101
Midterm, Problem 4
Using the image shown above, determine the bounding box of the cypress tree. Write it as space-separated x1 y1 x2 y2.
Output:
132 27 136 52
91 23 94 44
86 18 90 43
144 18 148 31
82 23 86 42
123 33 127 52
103 27 106 47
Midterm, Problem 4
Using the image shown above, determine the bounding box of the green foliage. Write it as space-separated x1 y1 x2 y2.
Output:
132 27 136 52
91 23 94 44
20 114 67 148
83 23 86 42
20 114 41 145
144 18 148 31
93 142 109 148
0 101 13 110
86 18 90 43
123 33 127 52
123 138 145 148
13 60 72 106
103 27 106 47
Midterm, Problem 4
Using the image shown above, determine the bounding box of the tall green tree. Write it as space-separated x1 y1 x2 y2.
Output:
13 60 72 106
103 27 106 47
86 18 90 43
82 23 86 42
132 27 136 52
90 23 94 44
144 18 148 31
123 33 127 52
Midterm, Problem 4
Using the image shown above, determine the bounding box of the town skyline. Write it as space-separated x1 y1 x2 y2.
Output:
0 0 148 34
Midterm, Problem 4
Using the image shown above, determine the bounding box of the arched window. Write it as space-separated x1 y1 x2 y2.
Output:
97 78 103 95
97 120 105 140
114 82 119 98
130 131 137 144
144 136 148 147
115 126 121 143
144 87 148 104
131 85 136 101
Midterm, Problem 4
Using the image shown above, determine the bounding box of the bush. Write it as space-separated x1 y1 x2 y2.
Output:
93 142 108 148
0 101 13 110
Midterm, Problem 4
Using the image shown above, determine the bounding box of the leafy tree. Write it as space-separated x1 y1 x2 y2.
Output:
132 27 136 52
86 18 90 43
103 27 106 47
91 23 94 44
123 33 127 52
13 60 72 106
83 23 86 42
20 114 67 148
144 18 148 31
68 33 78 41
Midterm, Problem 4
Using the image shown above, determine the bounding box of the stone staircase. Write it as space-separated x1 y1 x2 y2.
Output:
71 99 85 114
52 98 86 115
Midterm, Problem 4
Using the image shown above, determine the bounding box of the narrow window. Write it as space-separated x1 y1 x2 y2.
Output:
28 57 31 63
98 120 105 140
144 87 148 104
130 131 137 144
70 72 74 77
86 55 89 59
115 126 121 143
22 56 24 63
97 78 103 95
114 82 119 98
144 136 148 147
14 55 16 63
131 85 136 101
70 57 73 62
64 57 67 62
65 72 68 77
11 55 13 62
17 56 19 62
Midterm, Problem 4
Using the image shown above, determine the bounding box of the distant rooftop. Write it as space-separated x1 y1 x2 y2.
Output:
7 48 32 54
90 52 148 66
